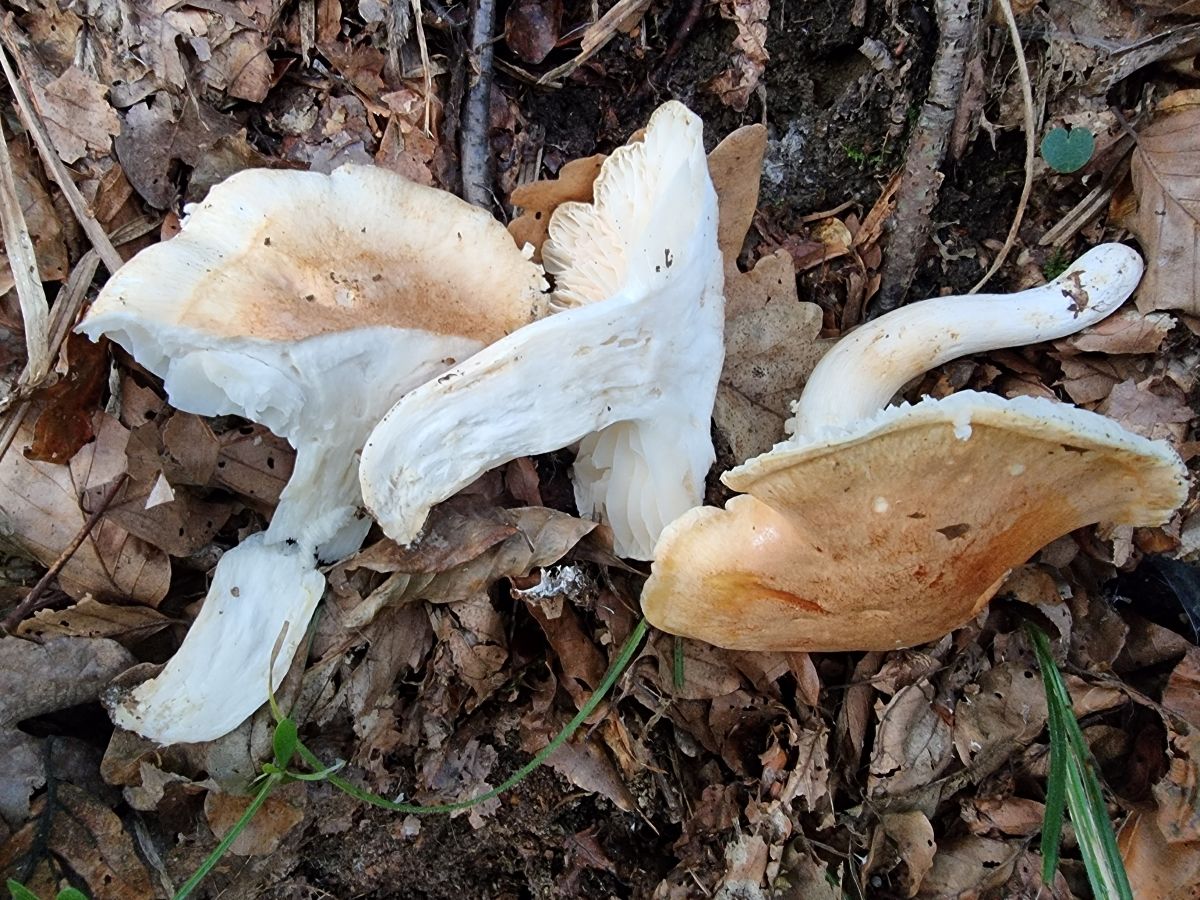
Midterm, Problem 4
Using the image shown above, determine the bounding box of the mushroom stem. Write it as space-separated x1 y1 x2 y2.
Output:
788 244 1143 440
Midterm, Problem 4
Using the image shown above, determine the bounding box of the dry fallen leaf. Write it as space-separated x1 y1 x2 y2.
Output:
114 92 239 208
24 333 110 463
917 835 1022 898
205 785 306 856
0 783 155 899
334 506 596 628
869 681 954 798
1098 376 1194 444
0 635 133 823
1122 90 1200 314
1120 809 1200 900
0 415 171 603
504 0 563 64
953 662 1048 769
708 0 770 112
0 139 68 293
1057 307 1177 355
36 65 121 164
866 810 936 898
508 154 605 259
16 597 175 646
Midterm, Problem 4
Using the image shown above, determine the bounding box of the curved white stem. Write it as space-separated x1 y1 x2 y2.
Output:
789 244 1143 440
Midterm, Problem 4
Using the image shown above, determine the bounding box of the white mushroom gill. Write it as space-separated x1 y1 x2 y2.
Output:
359 100 725 560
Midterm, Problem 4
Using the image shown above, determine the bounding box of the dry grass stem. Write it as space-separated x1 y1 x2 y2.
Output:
969 0 1036 293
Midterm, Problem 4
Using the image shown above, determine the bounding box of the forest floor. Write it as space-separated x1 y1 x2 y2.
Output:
1 0 1200 898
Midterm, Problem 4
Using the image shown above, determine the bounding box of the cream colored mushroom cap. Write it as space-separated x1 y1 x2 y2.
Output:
642 391 1189 651
80 164 546 354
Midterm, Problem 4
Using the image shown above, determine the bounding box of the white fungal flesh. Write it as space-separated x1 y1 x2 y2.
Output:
787 243 1144 439
110 535 325 745
76 164 545 745
360 101 725 560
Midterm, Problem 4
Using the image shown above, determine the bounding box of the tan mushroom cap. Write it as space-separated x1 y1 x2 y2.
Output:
642 391 1189 651
83 163 546 348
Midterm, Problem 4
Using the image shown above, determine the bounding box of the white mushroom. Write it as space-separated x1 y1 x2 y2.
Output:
642 245 1191 651
359 100 725 560
77 165 546 743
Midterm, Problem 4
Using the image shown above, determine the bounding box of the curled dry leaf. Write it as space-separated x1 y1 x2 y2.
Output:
334 506 596 629
867 810 936 898
508 154 605 259
868 681 954 798
0 414 171 603
16 597 174 647
1122 90 1200 314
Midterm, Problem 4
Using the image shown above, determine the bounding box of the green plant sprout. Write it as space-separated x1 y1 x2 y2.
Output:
1043 247 1072 280
1040 127 1095 174
170 618 651 900
6 882 86 900
1027 623 1133 899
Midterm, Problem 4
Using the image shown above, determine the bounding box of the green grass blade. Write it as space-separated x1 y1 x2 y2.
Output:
298 618 650 814
1040 666 1068 881
1027 624 1133 900
172 772 282 900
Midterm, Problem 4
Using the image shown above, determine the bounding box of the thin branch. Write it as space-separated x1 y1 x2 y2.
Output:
2 473 128 632
871 0 980 317
969 0 1036 293
460 0 497 208
0 36 124 275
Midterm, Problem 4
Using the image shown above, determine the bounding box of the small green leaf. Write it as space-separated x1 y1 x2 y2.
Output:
56 890 88 900
1041 127 1095 174
7 882 41 900
272 718 298 769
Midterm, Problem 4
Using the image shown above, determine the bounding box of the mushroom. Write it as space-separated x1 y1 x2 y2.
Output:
359 100 724 560
77 164 546 743
642 244 1190 651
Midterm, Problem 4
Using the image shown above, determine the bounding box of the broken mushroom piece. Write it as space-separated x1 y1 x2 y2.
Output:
360 100 724 560
77 165 546 743
643 244 1190 651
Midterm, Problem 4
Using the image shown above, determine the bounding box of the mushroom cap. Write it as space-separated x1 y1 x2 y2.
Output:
81 164 546 356
642 391 1189 651
78 164 547 557
360 100 724 559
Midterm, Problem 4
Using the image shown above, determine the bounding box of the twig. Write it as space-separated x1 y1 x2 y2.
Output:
0 118 50 384
2 472 128 632
664 0 705 62
871 0 979 316
969 0 1035 293
0 35 123 275
411 0 435 134
460 0 497 208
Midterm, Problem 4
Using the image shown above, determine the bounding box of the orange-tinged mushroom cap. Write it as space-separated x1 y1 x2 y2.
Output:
643 392 1188 652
